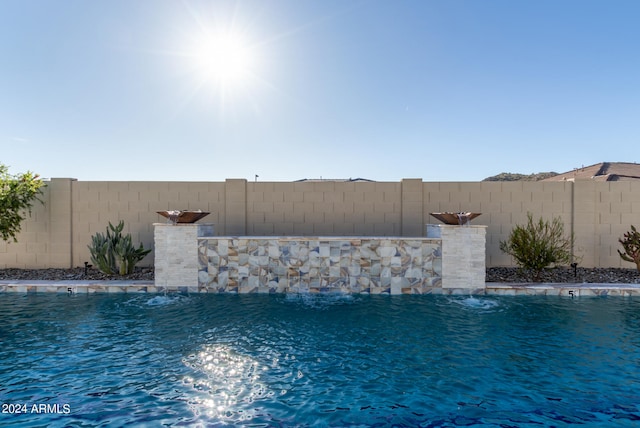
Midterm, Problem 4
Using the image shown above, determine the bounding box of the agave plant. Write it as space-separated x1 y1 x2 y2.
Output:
88 221 151 275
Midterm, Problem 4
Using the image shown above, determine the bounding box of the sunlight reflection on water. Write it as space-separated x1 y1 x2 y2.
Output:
182 344 272 421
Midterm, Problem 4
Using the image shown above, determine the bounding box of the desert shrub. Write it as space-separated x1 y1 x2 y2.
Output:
88 221 151 275
499 213 574 281
618 225 640 272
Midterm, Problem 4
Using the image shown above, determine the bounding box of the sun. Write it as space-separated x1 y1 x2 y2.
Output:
170 4 270 114
193 31 254 89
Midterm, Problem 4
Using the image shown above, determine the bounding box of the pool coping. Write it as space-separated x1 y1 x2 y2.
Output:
1 280 640 296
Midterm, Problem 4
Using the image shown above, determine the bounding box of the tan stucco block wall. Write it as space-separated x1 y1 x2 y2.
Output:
2 178 640 270
247 181 402 236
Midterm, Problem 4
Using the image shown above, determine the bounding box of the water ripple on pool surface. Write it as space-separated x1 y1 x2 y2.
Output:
144 294 184 306
283 291 360 309
450 295 502 311
2 294 640 426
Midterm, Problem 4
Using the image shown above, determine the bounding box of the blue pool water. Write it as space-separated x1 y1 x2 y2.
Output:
1 293 640 427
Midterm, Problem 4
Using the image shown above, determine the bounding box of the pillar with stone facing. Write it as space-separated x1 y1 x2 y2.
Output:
426 224 487 290
154 223 214 291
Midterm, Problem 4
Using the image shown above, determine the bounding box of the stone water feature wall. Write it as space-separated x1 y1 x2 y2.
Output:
198 237 442 294
154 223 487 294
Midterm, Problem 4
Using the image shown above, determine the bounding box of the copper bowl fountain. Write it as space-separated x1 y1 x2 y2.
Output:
429 212 481 225
157 210 210 224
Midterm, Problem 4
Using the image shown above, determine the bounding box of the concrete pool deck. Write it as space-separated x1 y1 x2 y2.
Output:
1 280 640 296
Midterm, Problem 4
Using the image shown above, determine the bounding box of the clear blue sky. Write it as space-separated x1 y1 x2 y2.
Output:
2 0 639 182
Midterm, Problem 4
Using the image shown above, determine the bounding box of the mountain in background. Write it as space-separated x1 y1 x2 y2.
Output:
482 172 559 182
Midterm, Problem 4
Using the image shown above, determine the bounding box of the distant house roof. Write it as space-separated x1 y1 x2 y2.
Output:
542 162 640 182
294 178 376 182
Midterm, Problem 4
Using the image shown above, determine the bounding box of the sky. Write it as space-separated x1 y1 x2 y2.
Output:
1 0 639 182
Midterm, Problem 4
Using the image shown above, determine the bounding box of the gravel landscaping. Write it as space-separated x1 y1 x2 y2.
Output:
486 266 640 283
1 266 640 284
0 267 154 281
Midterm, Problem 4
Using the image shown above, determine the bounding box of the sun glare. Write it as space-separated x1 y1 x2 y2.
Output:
193 32 254 88
171 4 271 116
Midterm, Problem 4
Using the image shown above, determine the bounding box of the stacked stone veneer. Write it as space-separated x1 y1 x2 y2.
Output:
426 225 487 289
154 223 214 290
198 237 442 294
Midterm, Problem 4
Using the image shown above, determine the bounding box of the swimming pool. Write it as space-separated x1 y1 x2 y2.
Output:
1 293 639 427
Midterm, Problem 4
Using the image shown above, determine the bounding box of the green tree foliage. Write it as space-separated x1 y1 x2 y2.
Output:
0 163 45 242
88 221 151 275
618 225 640 271
499 213 574 281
